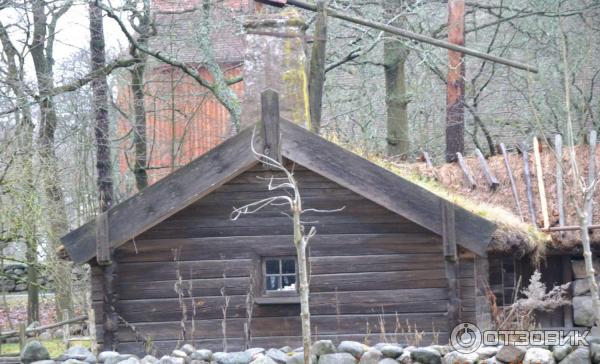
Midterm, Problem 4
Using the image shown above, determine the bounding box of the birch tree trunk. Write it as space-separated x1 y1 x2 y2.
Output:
293 203 312 364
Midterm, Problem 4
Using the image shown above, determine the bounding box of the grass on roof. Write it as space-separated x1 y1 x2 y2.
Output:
323 135 549 261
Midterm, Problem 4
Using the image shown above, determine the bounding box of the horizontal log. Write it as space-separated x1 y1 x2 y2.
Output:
93 276 252 301
140 222 417 240
115 234 442 262
93 288 449 322
105 313 448 342
116 260 254 282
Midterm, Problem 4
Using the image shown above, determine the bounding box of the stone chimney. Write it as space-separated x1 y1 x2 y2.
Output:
241 10 310 129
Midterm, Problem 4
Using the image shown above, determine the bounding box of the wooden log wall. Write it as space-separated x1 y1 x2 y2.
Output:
92 163 464 355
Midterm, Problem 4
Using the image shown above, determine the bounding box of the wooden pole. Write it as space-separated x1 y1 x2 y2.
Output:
533 137 549 229
456 152 476 190
445 0 465 162
0 315 88 339
500 143 524 222
588 130 597 225
63 309 70 349
259 0 538 73
542 224 600 232
519 143 537 228
555 134 565 231
18 323 26 351
442 201 460 330
475 148 499 190
308 0 327 134
260 89 282 165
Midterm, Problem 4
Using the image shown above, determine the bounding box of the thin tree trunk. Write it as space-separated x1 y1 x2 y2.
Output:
89 1 117 350
293 203 312 364
445 0 466 162
308 0 327 134
130 59 148 191
384 0 410 158
30 0 73 322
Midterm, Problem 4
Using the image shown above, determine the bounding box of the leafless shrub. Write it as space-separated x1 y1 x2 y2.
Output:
221 271 230 353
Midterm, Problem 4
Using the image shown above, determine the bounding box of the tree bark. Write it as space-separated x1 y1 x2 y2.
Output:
293 202 312 364
30 0 73 322
445 0 466 162
89 1 117 350
130 55 149 191
384 0 410 158
308 0 327 134
0 20 39 324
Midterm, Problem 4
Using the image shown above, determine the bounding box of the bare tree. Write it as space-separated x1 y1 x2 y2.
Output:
231 133 343 363
559 14 600 326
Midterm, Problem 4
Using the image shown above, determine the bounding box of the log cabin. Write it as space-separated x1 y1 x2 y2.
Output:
61 90 502 356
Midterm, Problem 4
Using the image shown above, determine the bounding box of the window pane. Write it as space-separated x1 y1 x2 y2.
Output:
281 275 296 291
266 260 279 274
282 259 295 274
266 275 280 291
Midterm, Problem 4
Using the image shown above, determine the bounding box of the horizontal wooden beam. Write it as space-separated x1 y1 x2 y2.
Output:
542 224 600 232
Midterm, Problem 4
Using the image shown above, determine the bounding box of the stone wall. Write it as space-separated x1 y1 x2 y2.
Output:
20 339 599 364
571 259 600 327
0 263 52 293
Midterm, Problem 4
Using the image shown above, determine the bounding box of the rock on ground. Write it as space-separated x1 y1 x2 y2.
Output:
190 350 213 362
250 355 278 364
158 356 185 364
378 359 400 364
181 344 196 355
495 345 526 364
212 351 253 364
523 348 554 364
286 352 317 364
574 296 596 327
591 342 600 364
318 353 358 364
380 346 403 359
358 349 383 364
443 351 478 364
140 355 158 364
397 351 412 364
105 355 137 364
21 340 51 364
553 344 574 362
338 341 366 359
410 348 441 364
119 358 141 364
478 357 501 364
265 349 288 364
60 346 94 361
561 348 590 364
98 351 119 363
171 350 188 359
313 341 338 356
476 347 499 361
246 348 266 359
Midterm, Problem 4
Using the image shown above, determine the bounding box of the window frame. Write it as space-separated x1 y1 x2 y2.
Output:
259 256 299 298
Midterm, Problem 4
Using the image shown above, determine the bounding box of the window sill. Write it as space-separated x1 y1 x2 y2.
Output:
254 296 301 305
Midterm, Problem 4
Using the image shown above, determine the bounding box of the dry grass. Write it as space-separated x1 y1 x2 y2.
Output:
323 133 550 259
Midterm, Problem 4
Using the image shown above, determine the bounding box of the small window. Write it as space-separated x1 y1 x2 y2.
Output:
263 257 297 294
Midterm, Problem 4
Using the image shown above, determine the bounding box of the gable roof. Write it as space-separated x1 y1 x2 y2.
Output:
61 120 497 264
